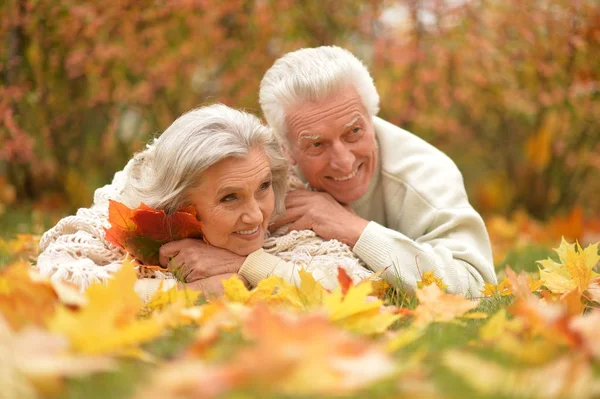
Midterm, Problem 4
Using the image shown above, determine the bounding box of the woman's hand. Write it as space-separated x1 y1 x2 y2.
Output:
159 238 246 282
179 273 250 299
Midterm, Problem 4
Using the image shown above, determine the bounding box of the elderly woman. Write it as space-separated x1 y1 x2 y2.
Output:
37 104 372 301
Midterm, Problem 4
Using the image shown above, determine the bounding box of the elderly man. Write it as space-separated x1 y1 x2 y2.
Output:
163 46 497 296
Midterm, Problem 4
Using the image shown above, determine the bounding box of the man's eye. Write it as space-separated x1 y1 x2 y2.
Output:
220 194 237 202
352 127 361 133
312 142 322 148
260 181 272 190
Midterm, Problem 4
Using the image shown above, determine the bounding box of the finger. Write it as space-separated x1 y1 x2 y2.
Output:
183 280 204 292
286 217 311 233
159 241 183 266
268 209 304 231
159 238 204 266
167 253 190 281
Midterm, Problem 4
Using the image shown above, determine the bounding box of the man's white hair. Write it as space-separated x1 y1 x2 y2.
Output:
259 46 380 141
122 104 288 218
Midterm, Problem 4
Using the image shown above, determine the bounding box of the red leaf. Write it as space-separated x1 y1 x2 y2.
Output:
337 267 353 295
104 200 204 266
104 200 136 248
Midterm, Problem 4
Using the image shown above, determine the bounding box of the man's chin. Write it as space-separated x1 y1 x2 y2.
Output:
329 188 367 205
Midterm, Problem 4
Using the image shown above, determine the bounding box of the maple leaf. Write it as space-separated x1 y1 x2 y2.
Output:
337 267 353 295
413 284 479 327
569 309 600 360
0 262 86 331
104 200 204 265
0 316 115 398
136 307 396 398
222 270 400 335
481 278 512 297
48 261 165 357
538 238 599 297
417 270 448 291
443 351 594 398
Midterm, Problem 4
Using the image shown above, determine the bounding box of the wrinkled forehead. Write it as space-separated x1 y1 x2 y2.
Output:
284 86 368 142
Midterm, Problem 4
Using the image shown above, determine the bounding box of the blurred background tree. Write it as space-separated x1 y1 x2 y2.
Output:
1 0 598 236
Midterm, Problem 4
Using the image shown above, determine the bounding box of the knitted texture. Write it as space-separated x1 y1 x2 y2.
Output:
36 145 372 290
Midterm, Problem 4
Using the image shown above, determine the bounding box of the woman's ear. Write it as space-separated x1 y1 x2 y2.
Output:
281 144 296 166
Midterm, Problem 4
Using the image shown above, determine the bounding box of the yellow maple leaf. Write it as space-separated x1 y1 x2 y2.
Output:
0 315 115 398
0 262 85 330
222 270 400 335
538 238 599 294
481 277 512 297
48 262 165 356
443 351 593 397
223 273 307 310
417 271 448 291
413 284 479 327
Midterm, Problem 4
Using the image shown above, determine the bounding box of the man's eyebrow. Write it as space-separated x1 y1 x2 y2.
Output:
344 115 362 128
297 133 323 145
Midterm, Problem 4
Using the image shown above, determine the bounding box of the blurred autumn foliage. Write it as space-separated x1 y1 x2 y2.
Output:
1 0 598 223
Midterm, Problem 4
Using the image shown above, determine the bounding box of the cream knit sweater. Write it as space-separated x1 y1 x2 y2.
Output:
36 144 372 302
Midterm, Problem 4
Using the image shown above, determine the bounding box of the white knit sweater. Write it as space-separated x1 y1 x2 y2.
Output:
36 144 372 302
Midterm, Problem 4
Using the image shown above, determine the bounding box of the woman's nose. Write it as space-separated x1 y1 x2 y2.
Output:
241 198 263 225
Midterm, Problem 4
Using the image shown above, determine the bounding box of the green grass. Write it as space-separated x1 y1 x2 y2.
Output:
0 204 67 239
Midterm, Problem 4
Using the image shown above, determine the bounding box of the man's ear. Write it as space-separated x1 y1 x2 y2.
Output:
281 144 297 165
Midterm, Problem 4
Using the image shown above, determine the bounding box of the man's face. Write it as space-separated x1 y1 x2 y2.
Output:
284 85 378 204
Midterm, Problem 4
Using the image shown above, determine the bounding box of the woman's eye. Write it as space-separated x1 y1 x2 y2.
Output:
220 194 237 202
260 181 272 190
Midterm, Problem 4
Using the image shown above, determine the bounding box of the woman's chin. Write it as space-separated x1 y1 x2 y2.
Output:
229 240 264 256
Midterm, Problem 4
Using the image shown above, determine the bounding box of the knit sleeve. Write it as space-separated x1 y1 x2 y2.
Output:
353 211 497 297
240 230 375 291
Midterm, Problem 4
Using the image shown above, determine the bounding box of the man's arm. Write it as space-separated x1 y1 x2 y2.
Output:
352 208 497 297
267 189 496 296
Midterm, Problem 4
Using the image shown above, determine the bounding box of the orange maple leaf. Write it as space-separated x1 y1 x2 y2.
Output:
104 200 204 266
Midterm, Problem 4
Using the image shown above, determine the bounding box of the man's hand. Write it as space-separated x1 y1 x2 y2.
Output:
159 239 246 282
180 273 250 299
269 189 369 247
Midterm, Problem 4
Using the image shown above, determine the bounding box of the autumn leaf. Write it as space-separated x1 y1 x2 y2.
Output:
478 309 559 364
337 267 353 295
0 262 85 331
481 278 512 297
443 351 594 398
48 261 165 357
0 316 115 398
223 270 400 335
538 238 599 296
413 284 479 327
569 309 600 360
417 270 448 291
104 200 204 266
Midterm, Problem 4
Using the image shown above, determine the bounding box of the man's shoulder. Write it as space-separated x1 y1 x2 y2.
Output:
373 117 468 208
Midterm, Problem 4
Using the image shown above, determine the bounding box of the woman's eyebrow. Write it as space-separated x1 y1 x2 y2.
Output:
216 185 241 196
216 171 272 196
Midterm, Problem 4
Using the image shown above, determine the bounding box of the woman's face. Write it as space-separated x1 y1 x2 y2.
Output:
189 147 275 256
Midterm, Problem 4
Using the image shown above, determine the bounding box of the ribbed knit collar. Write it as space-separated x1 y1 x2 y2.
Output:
349 139 381 209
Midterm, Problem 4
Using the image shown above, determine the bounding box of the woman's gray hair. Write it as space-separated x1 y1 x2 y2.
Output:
259 46 380 141
122 104 288 219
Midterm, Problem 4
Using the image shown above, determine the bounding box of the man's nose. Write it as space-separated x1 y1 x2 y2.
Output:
329 142 355 173
241 198 264 225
